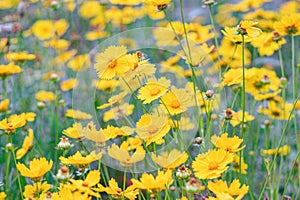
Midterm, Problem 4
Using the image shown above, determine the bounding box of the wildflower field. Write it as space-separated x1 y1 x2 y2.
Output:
0 0 299 199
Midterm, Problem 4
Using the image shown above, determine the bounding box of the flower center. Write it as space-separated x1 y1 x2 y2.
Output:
149 128 158 135
82 182 89 187
150 87 161 96
108 60 117 69
208 161 219 170
171 100 180 108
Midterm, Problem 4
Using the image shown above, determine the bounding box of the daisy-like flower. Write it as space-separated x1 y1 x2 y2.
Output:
52 187 90 200
59 151 102 168
232 154 248 174
160 86 193 115
65 109 92 120
35 90 56 102
136 110 170 146
107 142 145 167
138 77 170 104
6 51 36 62
67 54 91 71
60 78 78 91
0 62 22 78
103 102 134 122
221 27 253 44
102 125 135 138
144 0 172 11
62 122 84 140
261 145 291 156
237 20 262 38
229 110 255 127
97 92 127 109
17 157 53 181
83 121 110 146
68 170 101 197
192 149 233 179
0 113 26 134
98 178 139 200
207 179 249 200
16 129 34 159
0 192 6 200
131 170 173 192
211 133 245 153
23 182 51 199
94 46 131 80
92 79 118 92
274 13 300 36
151 149 188 170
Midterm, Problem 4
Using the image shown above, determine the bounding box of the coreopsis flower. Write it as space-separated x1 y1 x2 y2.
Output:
92 79 118 92
110 0 142 5
0 99 9 112
107 143 145 167
35 90 56 102
185 178 205 193
151 149 188 170
221 27 253 44
78 1 103 19
6 51 36 62
138 77 170 104
102 125 134 138
62 122 84 140
258 100 293 120
0 113 26 134
30 19 69 40
65 109 92 120
161 86 193 115
83 122 109 147
207 179 249 200
229 110 255 127
144 0 171 11
0 192 6 200
192 149 233 179
222 68 243 86
136 110 170 146
85 29 109 41
98 178 139 200
24 112 36 122
51 187 90 200
43 39 71 50
0 62 22 77
274 13 300 36
16 129 34 159
59 151 102 168
94 46 132 80
54 49 77 64
67 54 91 71
261 145 291 156
237 20 262 37
97 92 127 109
131 170 173 192
69 170 101 197
60 78 78 91
23 182 51 199
211 133 245 153
232 154 248 174
17 157 53 181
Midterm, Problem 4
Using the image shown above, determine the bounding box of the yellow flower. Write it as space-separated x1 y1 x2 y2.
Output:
208 179 249 200
65 109 92 120
35 90 56 102
192 149 233 179
60 78 78 91
97 92 127 109
110 0 142 6
92 79 118 92
78 1 103 19
102 125 134 138
0 99 9 112
136 110 170 146
23 182 51 199
83 121 110 145
69 170 101 197
94 46 132 80
261 145 291 156
85 29 108 41
232 154 248 174
16 129 34 159
274 13 300 36
0 114 26 134
237 20 262 38
138 77 170 104
6 51 36 62
221 27 253 43
62 123 84 139
0 62 22 77
144 0 172 11
67 54 91 71
59 151 102 168
17 157 53 180
151 149 188 170
99 178 139 200
54 49 77 64
43 39 70 50
230 110 255 127
52 187 90 200
211 133 245 153
103 102 134 122
24 112 36 122
108 143 145 167
131 170 173 192
0 192 5 200
258 100 293 120
31 19 69 40
161 86 193 115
